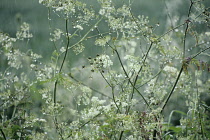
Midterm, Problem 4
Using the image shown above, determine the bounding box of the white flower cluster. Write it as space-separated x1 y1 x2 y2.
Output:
76 86 92 106
55 2 76 13
6 50 23 69
94 54 113 68
30 51 42 60
16 22 33 40
95 35 111 46
124 55 141 72
101 54 113 68
39 0 53 7
0 32 16 49
98 0 150 37
60 46 66 53
35 65 53 81
72 43 85 55
91 96 106 105
39 0 96 29
73 25 83 30
50 28 63 42
32 118 47 123
98 0 114 17
107 16 123 31
39 88 52 104
163 65 177 73
116 114 135 131
81 96 106 120
117 5 130 17
78 7 95 24
80 86 92 93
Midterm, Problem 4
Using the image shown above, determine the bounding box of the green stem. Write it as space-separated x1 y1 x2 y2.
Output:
126 42 153 114
0 129 6 140
69 73 112 99
160 66 183 113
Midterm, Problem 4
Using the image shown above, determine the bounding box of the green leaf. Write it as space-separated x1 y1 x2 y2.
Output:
168 110 187 129
12 125 21 133
169 126 182 133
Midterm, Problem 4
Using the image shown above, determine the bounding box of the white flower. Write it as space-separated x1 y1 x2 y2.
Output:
42 93 48 99
95 35 111 46
73 43 85 55
91 96 106 104
32 118 46 123
39 0 44 3
50 29 63 42
99 9 106 15
91 96 99 102
81 86 92 93
16 22 33 40
30 64 36 68
14 76 19 82
74 25 83 30
56 6 64 11
121 102 128 107
205 32 210 36
131 99 138 105
103 104 112 112
163 65 177 73
98 54 113 68
60 47 66 53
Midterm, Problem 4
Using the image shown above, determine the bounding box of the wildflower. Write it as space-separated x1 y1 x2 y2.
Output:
163 65 177 73
95 35 111 46
74 25 83 30
16 22 33 40
98 54 113 68
73 43 85 55
50 29 63 42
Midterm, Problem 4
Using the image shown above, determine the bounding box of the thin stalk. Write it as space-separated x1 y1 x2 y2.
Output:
111 86 121 113
54 117 64 140
67 113 101 138
96 28 151 109
183 0 194 58
100 71 121 112
68 73 112 99
59 19 70 73
60 17 103 54
114 49 150 108
160 0 194 114
53 19 70 140
0 129 6 140
160 66 183 114
191 46 210 59
195 71 206 138
47 8 60 80
52 18 103 139
163 0 174 28
183 22 189 59
126 42 153 114
54 19 70 104
79 113 101 129
137 68 163 88
158 23 185 40
119 130 124 140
